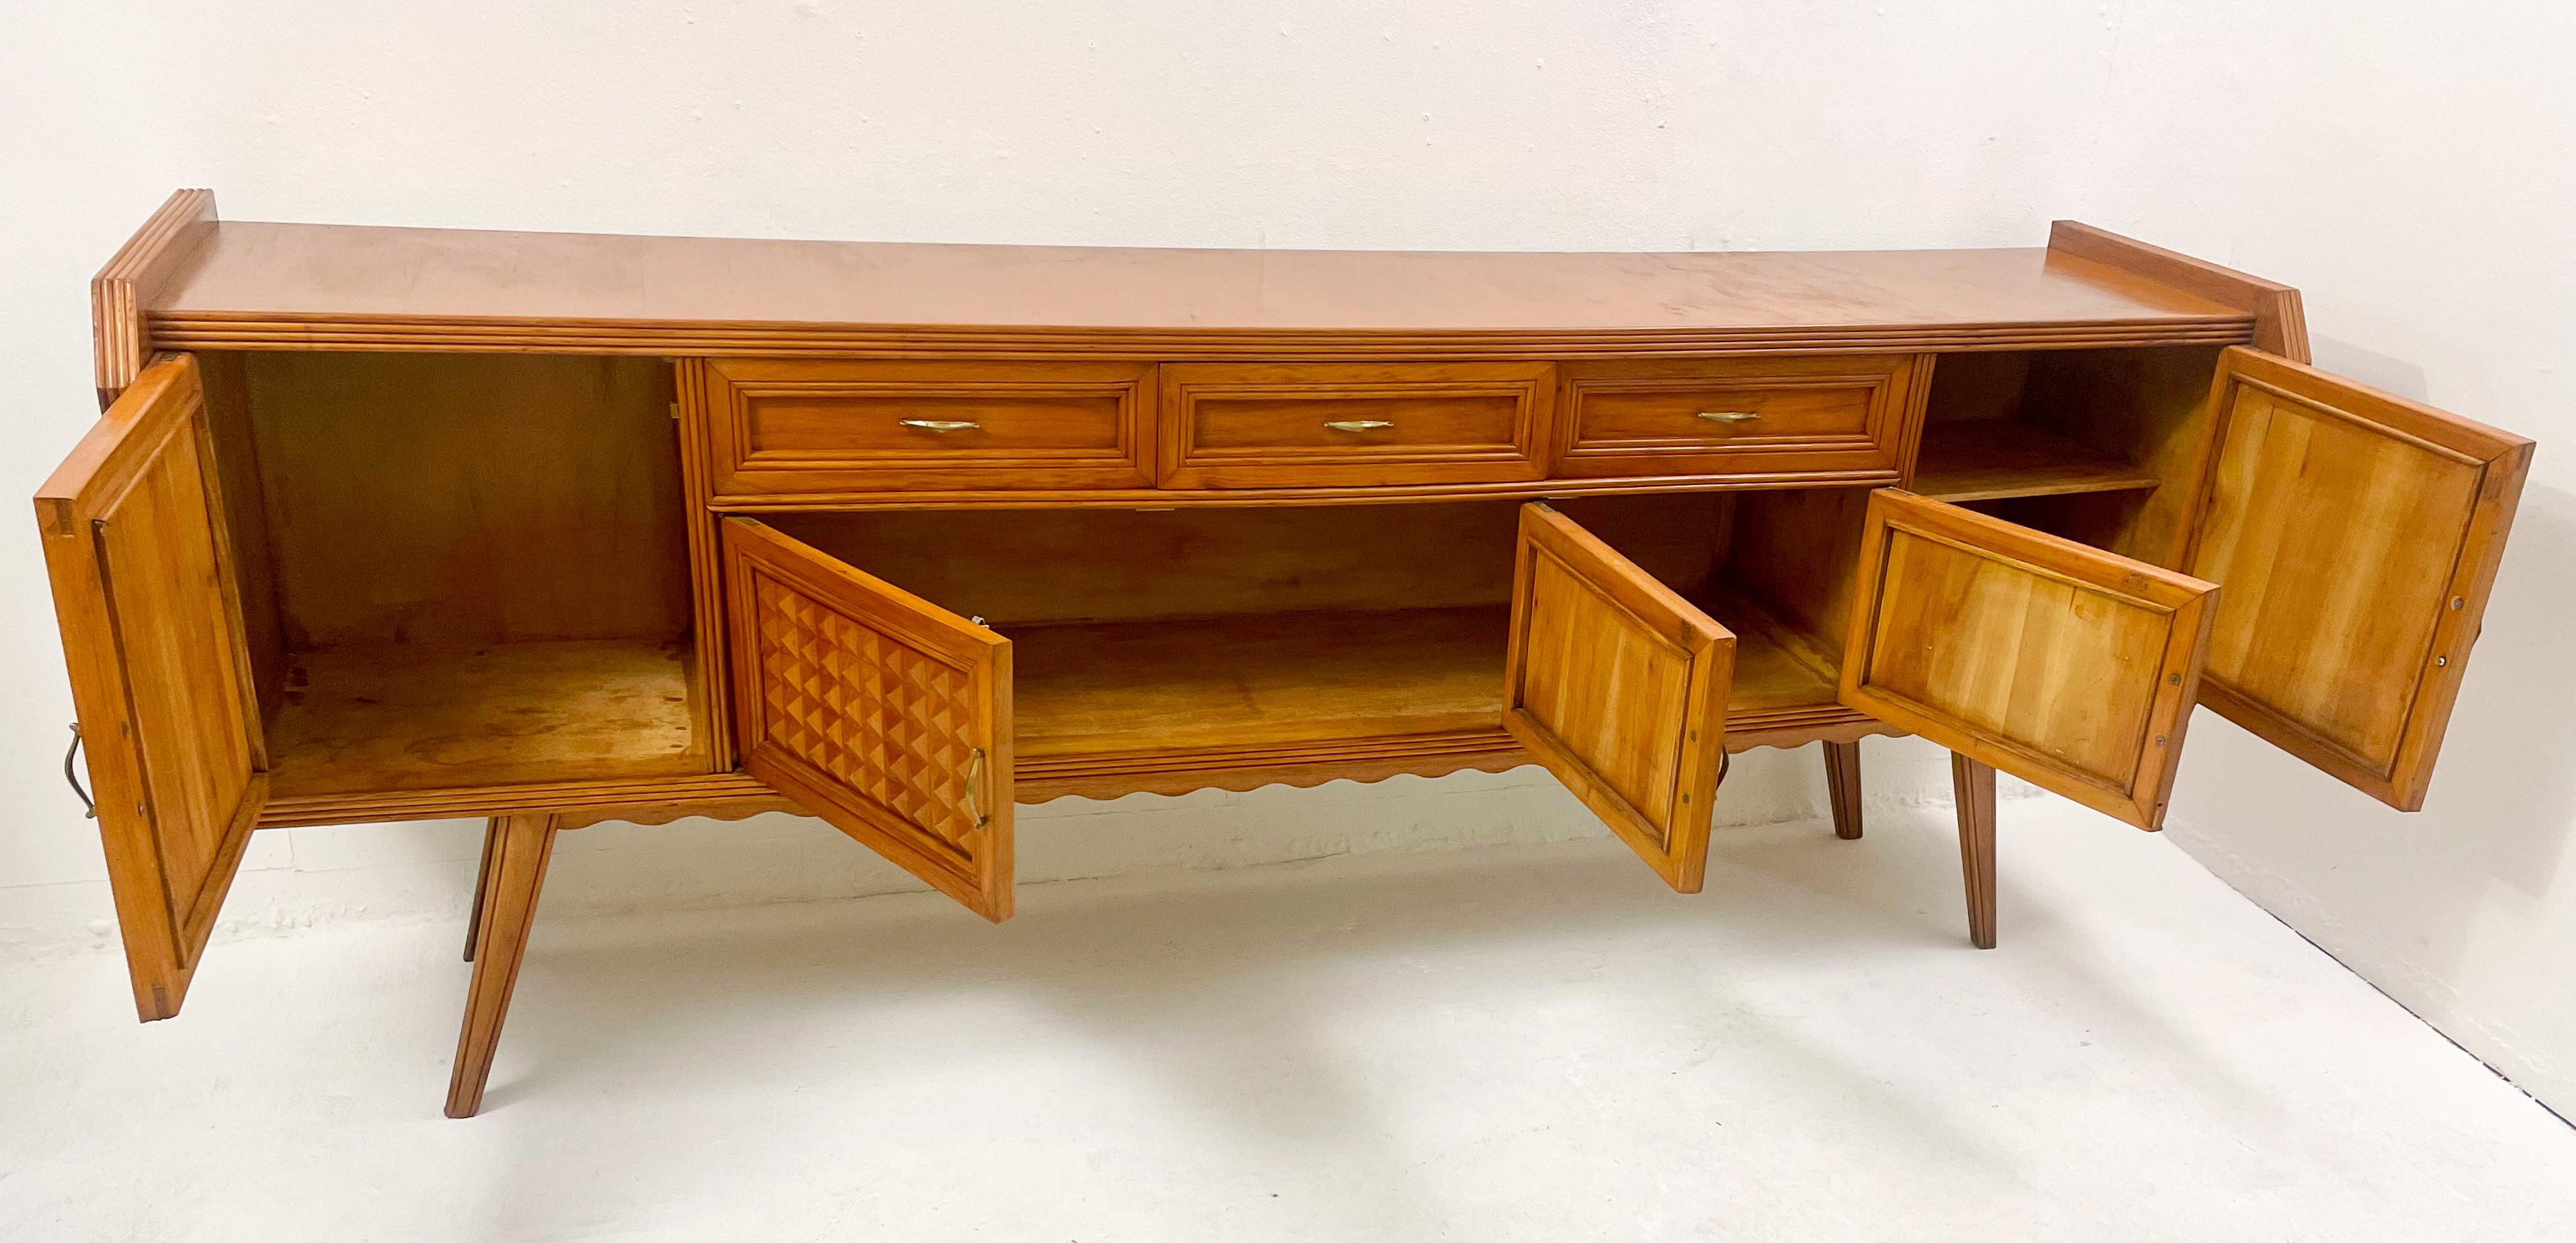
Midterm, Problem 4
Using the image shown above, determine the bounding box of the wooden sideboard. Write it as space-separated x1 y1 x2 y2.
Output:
37 191 2534 1118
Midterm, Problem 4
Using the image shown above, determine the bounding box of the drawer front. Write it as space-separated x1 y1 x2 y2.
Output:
1159 362 1554 489
702 358 1156 497
1554 355 1920 482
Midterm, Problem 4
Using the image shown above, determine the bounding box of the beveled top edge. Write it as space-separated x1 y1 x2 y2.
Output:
151 218 2251 340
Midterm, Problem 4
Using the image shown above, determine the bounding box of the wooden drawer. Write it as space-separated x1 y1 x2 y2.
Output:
700 358 1156 497
1552 355 1919 482
1158 362 1554 489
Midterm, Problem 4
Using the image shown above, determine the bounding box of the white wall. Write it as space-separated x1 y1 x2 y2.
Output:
3 2 2567 1110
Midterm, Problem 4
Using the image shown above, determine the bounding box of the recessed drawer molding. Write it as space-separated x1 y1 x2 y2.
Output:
1158 362 1554 489
1553 354 1922 482
704 358 1157 497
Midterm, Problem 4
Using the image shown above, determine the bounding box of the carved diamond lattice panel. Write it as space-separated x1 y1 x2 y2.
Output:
752 572 978 849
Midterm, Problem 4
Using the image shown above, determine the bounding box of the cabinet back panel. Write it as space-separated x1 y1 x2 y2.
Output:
242 353 690 648
2018 346 2223 567
1917 346 2223 568
1920 351 2031 425
1727 486 1872 655
767 493 1726 626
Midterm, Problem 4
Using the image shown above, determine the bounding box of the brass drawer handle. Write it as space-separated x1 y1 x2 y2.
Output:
1322 420 1395 432
1696 411 1761 423
898 418 981 432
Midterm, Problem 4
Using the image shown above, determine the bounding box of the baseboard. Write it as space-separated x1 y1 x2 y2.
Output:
2165 820 2573 1120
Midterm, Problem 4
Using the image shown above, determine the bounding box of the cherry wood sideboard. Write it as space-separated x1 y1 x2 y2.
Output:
38 191 2533 1117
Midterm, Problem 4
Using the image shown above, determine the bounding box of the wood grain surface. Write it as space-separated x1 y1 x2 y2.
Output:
1840 489 2215 829
35 355 267 1019
1502 502 1734 892
140 215 2255 358
264 640 705 797
2180 347 2533 810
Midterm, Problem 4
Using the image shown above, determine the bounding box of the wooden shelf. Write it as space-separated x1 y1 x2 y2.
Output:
1011 594 1845 761
264 601 1845 795
1912 420 2163 502
1013 607 1509 758
268 640 707 797
1698 585 1844 716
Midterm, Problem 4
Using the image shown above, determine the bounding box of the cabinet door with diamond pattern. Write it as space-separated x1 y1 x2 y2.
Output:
720 518 1014 920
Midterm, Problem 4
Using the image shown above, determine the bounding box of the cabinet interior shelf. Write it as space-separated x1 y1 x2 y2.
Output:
1912 419 2164 502
1014 590 1841 760
266 640 708 797
262 597 1849 796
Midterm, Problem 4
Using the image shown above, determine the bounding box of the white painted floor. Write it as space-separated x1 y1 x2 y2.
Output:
3 800 2570 1242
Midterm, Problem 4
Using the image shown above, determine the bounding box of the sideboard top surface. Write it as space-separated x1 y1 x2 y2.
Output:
143 218 2255 353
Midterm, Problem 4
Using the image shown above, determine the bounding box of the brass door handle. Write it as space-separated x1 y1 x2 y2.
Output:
898 418 981 432
1322 420 1395 432
1696 411 1761 423
966 748 990 828
64 723 95 819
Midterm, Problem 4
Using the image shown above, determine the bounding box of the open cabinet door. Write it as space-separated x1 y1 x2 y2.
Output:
1502 502 1736 892
1840 490 2217 829
721 518 1015 920
35 354 269 1021
2181 347 2533 810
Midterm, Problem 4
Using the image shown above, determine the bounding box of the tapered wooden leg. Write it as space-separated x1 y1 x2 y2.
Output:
1822 740 1864 840
447 813 558 1118
1951 752 1997 949
463 818 502 962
